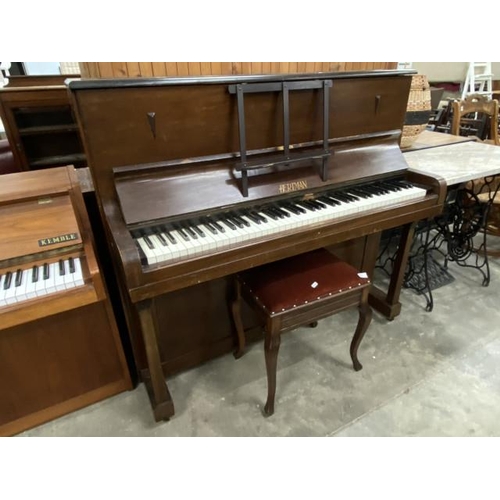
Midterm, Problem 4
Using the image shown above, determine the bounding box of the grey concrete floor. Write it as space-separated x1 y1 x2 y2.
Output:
21 241 500 437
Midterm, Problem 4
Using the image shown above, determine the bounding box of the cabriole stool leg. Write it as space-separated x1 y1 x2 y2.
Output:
350 290 373 372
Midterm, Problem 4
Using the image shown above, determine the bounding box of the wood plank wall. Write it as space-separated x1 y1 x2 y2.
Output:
79 62 397 78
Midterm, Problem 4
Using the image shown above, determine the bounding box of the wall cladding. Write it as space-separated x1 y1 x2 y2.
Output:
79 62 398 78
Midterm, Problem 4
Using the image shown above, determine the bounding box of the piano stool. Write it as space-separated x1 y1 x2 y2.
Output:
231 248 372 416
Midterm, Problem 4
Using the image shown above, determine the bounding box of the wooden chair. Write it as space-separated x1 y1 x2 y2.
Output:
451 94 499 145
451 94 500 256
231 248 372 416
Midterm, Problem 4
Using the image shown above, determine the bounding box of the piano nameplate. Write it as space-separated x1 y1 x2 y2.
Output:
0 195 82 262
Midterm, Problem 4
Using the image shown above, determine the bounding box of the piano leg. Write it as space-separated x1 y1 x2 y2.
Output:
137 299 175 421
369 222 416 321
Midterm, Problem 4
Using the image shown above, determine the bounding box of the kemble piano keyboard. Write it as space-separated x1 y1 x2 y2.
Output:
0 166 131 436
69 71 446 422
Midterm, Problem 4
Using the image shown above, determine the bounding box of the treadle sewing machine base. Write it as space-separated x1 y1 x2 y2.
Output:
376 175 500 312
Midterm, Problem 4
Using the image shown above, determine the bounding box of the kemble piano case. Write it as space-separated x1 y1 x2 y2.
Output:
69 71 446 422
0 166 131 436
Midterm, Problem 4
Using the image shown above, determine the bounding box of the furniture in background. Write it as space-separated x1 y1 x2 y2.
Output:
451 94 500 256
231 249 372 416
0 138 19 174
400 141 500 311
0 166 131 436
451 94 499 145
0 74 86 172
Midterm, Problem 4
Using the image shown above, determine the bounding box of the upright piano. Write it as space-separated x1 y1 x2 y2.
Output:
0 166 131 436
69 71 446 421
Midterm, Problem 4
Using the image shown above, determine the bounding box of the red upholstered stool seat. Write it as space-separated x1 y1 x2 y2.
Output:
231 248 373 416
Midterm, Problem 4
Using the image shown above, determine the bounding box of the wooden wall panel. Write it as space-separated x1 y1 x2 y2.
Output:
79 62 398 79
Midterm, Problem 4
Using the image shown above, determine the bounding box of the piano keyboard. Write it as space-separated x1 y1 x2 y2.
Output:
132 179 428 266
0 257 84 307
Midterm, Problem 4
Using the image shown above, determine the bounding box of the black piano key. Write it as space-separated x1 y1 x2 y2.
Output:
200 219 218 234
174 225 190 241
272 206 291 217
359 185 379 196
372 183 390 194
355 189 367 200
15 269 23 287
162 229 177 244
243 211 261 224
58 260 65 277
262 209 279 220
43 263 50 279
330 192 352 203
155 232 168 246
191 224 206 237
281 203 302 215
267 207 285 219
342 189 359 201
380 181 401 192
4 271 12 289
391 179 412 189
309 200 327 209
183 225 198 239
32 265 40 282
299 201 318 211
234 213 250 227
220 217 237 230
68 258 75 274
227 214 244 228
318 196 340 207
143 235 156 248
209 218 225 232
286 202 306 214
251 211 268 222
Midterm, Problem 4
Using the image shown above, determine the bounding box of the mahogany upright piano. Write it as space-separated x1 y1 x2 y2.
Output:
69 71 446 421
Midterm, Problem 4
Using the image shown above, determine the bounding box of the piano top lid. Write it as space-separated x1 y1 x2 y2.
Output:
67 69 417 90
0 167 82 262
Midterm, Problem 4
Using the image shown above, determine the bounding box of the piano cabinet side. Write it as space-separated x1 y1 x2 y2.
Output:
367 171 447 320
407 170 447 205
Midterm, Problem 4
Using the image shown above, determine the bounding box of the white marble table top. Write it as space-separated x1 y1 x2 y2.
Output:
404 141 500 186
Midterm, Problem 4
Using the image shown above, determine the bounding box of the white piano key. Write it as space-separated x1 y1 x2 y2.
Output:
54 261 67 292
72 258 85 287
45 263 57 294
25 268 38 300
4 272 18 305
137 237 157 265
35 264 49 296
0 274 7 306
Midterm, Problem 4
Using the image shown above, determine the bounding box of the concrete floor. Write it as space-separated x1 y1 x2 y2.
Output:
21 240 500 437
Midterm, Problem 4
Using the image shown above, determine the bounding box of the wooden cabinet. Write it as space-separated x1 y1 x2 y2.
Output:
0 75 86 172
